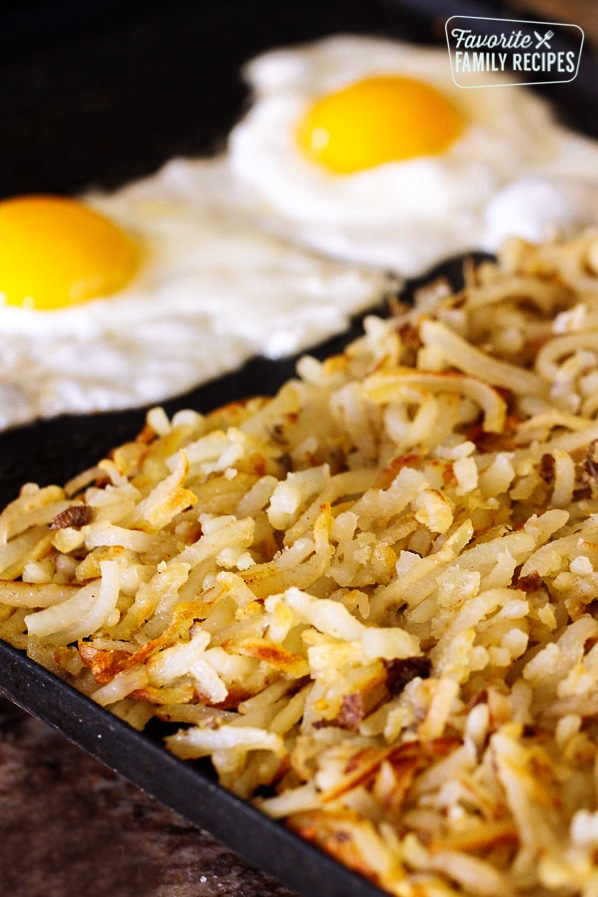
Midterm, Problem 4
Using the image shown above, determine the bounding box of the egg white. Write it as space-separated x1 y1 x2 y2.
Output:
228 34 598 275
0 158 391 430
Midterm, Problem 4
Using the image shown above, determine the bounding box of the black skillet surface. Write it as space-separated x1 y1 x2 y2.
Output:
0 2 597 896
0 0 425 511
0 251 483 897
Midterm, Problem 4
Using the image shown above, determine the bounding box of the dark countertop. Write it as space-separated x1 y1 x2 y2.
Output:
0 699 297 897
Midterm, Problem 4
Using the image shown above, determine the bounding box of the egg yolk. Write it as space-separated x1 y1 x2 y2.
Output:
297 75 464 174
0 194 139 310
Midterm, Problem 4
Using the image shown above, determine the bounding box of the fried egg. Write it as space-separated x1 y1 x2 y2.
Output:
4 32 597 432
0 159 391 430
228 34 598 274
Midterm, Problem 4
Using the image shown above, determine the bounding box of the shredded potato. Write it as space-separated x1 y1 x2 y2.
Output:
6 230 598 895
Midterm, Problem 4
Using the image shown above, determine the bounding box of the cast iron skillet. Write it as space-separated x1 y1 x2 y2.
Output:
0 250 486 897
0 1 596 895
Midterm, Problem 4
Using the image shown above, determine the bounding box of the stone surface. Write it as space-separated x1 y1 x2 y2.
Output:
0 699 298 897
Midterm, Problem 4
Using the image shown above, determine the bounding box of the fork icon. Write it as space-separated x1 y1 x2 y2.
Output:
534 29 554 48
